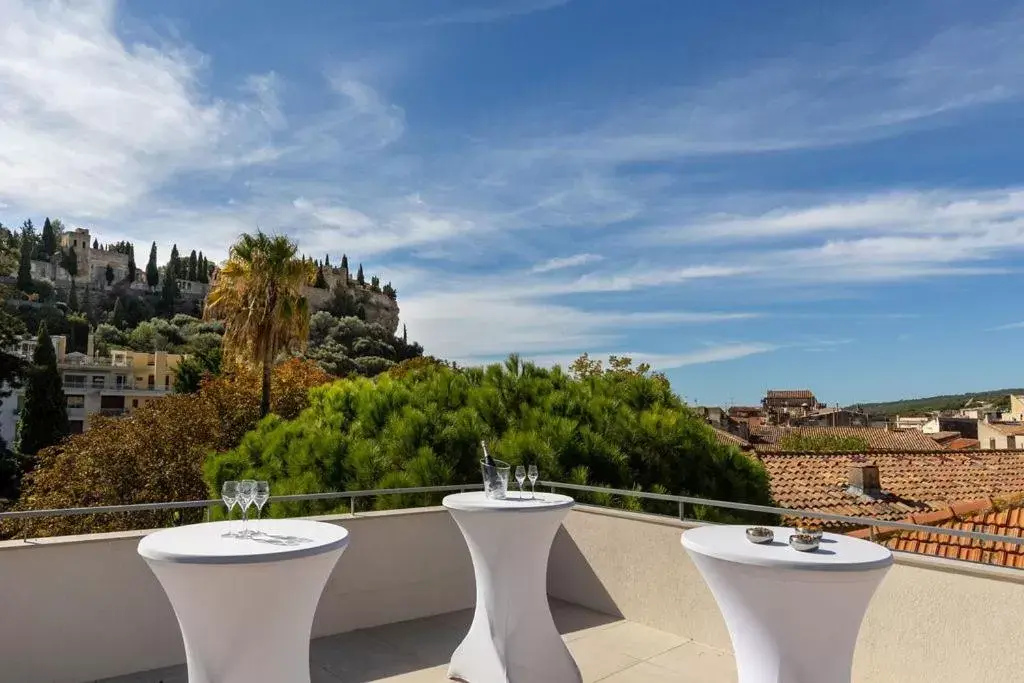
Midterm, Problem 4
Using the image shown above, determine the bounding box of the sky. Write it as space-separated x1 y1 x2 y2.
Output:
2 0 1024 406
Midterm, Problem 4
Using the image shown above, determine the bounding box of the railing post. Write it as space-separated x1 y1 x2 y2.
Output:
678 501 685 521
870 525 876 542
350 497 355 516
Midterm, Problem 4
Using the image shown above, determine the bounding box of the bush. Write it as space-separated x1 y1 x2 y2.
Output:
9 359 333 538
205 356 773 519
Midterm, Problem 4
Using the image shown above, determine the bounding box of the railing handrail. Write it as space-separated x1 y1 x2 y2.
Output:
2 480 1022 549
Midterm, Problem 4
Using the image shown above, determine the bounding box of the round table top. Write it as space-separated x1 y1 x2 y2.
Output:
681 525 893 572
138 519 349 565
443 491 574 512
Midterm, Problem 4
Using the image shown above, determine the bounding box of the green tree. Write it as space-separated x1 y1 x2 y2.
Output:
314 264 328 288
61 246 78 280
18 324 70 456
341 254 348 270
187 250 198 281
205 356 773 519
145 243 159 290
16 225 33 292
173 346 222 394
169 244 181 280
67 284 78 312
204 232 313 417
111 297 124 328
92 238 98 249
197 252 208 284
356 263 364 285
40 218 57 259
160 263 179 312
104 264 114 287
127 245 137 282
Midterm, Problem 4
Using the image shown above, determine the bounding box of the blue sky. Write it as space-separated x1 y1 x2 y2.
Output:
2 0 1024 406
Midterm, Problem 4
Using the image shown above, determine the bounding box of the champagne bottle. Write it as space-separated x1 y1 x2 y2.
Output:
481 440 501 496
482 440 495 466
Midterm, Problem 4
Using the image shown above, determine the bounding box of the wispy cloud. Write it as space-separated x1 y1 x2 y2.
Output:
421 0 571 25
531 253 603 273
989 321 1024 331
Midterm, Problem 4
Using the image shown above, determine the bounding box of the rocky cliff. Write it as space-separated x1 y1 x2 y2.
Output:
303 283 400 336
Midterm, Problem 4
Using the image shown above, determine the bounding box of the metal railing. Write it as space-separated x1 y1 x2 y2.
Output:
2 481 1023 551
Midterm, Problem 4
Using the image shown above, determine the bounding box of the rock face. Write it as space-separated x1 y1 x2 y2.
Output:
303 283 400 336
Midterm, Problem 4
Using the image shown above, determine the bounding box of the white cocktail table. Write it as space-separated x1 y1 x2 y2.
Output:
444 491 580 683
138 519 348 683
682 525 892 683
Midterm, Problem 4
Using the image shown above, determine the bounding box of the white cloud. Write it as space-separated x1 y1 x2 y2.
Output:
531 253 603 273
421 0 571 25
520 343 779 372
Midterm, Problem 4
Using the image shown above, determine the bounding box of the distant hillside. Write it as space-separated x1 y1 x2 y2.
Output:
850 389 1023 417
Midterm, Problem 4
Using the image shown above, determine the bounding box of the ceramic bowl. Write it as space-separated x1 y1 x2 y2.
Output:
789 533 820 552
796 526 824 540
745 527 774 544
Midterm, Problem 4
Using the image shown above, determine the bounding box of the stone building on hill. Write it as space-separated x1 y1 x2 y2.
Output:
762 389 821 424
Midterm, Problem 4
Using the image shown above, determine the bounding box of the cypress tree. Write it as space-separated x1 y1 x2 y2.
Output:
341 254 348 270
325 253 331 267
187 250 198 281
127 244 137 282
16 226 33 292
197 252 208 284
356 264 364 286
111 297 124 328
40 218 57 258
18 324 70 455
92 238 98 250
104 264 114 286
145 242 159 289
161 262 179 312
169 244 181 279
68 284 78 312
315 265 328 288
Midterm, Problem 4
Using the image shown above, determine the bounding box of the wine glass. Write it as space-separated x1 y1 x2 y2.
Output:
515 465 526 497
237 480 256 537
254 481 270 532
528 465 539 499
221 480 238 537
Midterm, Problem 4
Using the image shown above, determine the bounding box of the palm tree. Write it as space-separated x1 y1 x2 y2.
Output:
204 232 313 416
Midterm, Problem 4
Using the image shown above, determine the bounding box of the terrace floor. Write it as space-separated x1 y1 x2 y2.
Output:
97 600 737 683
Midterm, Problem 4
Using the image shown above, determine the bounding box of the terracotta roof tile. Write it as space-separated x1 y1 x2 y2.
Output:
708 425 751 449
753 426 943 451
760 449 1024 530
765 389 815 399
986 423 1024 436
946 438 980 450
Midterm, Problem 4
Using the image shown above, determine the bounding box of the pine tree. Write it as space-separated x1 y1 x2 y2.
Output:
197 252 208 284
402 324 408 343
92 238 98 250
145 242 159 289
111 297 124 328
170 244 181 279
187 250 198 281
356 264 365 286
104 264 114 286
16 225 33 292
18 324 69 455
341 254 348 270
314 264 328 288
40 218 57 258
325 253 331 267
68 284 78 312
127 244 137 282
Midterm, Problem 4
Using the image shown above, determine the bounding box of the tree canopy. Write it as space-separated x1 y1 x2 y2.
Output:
205 355 773 518
18 324 69 456
145 242 159 289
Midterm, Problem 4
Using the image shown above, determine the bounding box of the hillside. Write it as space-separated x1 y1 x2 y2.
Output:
850 389 1022 417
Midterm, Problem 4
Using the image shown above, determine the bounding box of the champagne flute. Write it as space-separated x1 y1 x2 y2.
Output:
238 480 256 537
527 465 538 499
254 481 270 533
221 480 238 537
515 465 526 497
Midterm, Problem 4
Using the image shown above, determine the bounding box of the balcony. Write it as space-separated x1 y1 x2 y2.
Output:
99 408 126 416
1 488 1021 683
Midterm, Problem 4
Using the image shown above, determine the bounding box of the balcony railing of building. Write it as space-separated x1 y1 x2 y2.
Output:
99 408 126 416
2 481 1022 553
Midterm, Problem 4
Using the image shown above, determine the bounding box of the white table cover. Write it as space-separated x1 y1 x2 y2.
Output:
138 519 348 683
682 525 892 683
444 491 580 683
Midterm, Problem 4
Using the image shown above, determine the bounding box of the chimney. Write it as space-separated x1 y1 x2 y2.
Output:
848 464 881 497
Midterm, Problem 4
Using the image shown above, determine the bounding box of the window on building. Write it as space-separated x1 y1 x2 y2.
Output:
91 375 105 388
990 438 997 449
148 374 155 388
67 395 84 408
69 420 84 434
1009 436 1017 449
65 374 86 387
164 375 170 389
132 399 139 408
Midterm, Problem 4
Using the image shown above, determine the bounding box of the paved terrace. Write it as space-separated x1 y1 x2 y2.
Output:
3 503 1023 683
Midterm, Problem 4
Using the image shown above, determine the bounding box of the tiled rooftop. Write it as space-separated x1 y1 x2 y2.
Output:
928 430 962 445
759 449 1024 526
97 601 737 683
986 422 1024 436
752 426 943 452
860 498 1024 569
709 425 751 449
764 389 814 399
946 437 980 450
